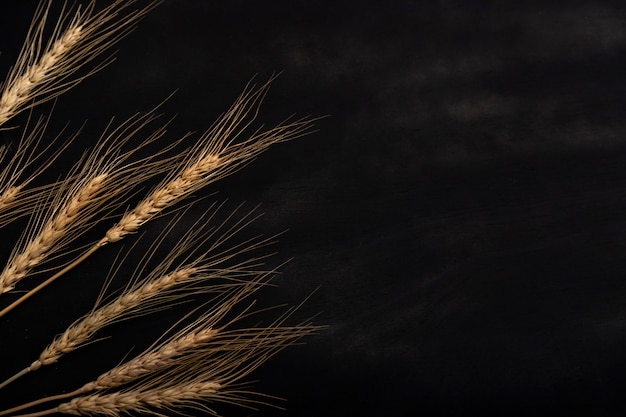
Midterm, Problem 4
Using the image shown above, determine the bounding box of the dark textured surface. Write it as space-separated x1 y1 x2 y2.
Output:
2 1 626 416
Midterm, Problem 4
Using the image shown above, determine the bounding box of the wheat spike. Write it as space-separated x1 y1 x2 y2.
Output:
0 110 173 296
0 0 160 127
0 174 107 294
87 327 219 392
103 76 317 244
56 382 223 417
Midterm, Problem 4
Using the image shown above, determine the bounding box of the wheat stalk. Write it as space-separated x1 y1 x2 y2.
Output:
0 204 275 389
0 76 317 315
103 76 316 245
0 109 175 296
0 0 160 128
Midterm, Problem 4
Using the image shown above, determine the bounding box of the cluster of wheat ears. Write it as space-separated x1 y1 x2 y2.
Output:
0 1 320 416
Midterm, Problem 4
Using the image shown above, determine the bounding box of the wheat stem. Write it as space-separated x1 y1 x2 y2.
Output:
0 367 30 391
0 243 101 319
0 388 80 417
9 410 54 417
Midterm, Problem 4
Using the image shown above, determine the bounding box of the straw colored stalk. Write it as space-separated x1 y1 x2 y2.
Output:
0 110 175 295
0 111 73 227
0 0 160 127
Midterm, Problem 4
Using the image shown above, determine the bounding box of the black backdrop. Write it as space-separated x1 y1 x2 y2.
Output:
2 1 626 416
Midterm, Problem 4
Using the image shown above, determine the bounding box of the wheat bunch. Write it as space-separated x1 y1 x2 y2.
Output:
0 77 316 316
0 2 321 416
0 0 160 128
42 320 318 417
3 312 318 417
0 204 276 388
0 285 319 417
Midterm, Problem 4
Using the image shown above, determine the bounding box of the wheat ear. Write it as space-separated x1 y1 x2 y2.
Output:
0 110 174 296
6 382 221 417
0 0 160 127
53 382 223 417
36 269 199 368
103 76 316 245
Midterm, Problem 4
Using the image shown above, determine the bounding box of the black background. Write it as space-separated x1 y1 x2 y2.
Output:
2 1 626 416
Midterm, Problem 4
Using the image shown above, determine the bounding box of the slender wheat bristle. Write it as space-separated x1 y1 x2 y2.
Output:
0 111 74 227
0 0 161 127
103 76 317 245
